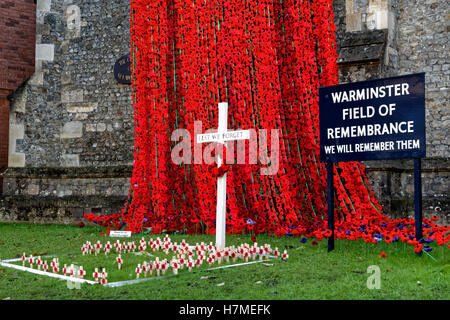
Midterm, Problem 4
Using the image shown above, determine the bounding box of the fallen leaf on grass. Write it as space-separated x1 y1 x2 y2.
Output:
255 281 263 284
200 276 217 280
216 282 225 286
262 263 273 267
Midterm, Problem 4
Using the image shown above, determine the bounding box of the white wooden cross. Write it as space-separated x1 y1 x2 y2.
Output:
197 102 250 249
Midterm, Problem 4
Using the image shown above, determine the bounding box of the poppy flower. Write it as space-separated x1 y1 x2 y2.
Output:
78 222 85 228
323 229 332 237
414 244 423 253
379 252 387 258
311 241 318 246
251 234 256 243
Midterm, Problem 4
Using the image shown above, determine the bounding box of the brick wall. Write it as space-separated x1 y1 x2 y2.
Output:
0 0 36 193
7 0 134 168
0 0 36 91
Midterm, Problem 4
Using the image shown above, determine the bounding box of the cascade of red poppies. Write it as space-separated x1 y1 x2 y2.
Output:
85 0 450 252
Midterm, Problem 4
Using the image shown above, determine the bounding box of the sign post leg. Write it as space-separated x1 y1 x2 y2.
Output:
414 158 423 256
327 162 335 252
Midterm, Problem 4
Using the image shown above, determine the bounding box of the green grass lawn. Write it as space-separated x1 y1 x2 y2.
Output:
0 222 448 300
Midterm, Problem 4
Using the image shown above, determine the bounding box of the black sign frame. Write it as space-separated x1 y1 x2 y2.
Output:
319 73 426 254
319 73 426 163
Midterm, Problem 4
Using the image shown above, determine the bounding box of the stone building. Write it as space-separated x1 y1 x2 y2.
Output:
0 0 448 224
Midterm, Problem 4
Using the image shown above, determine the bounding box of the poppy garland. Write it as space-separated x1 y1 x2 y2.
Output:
85 0 450 251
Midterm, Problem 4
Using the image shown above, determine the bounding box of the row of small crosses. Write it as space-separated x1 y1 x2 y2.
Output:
22 236 289 282
21 253 98 281
22 235 289 282
100 234 290 259
81 240 114 256
129 237 289 279
81 239 146 256
22 253 61 273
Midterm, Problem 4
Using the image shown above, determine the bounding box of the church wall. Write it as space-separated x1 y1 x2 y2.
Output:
2 0 134 220
1 0 448 225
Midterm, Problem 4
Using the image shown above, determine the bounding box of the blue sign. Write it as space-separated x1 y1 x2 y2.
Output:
319 73 426 163
114 54 132 84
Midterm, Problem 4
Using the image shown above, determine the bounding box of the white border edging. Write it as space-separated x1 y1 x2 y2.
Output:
1 256 274 288
0 260 97 285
